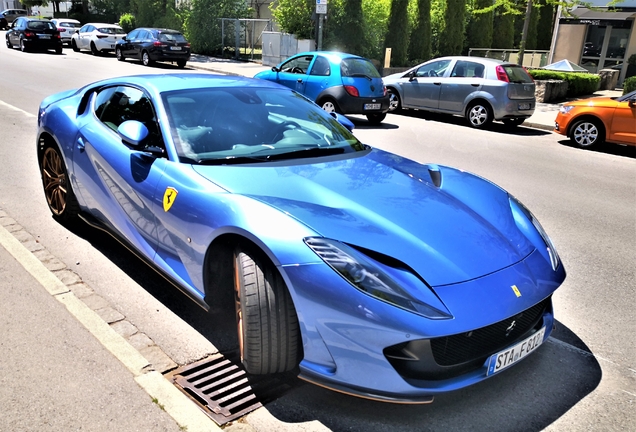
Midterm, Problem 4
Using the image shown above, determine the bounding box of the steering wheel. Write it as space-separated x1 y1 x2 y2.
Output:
291 66 304 74
429 70 438 77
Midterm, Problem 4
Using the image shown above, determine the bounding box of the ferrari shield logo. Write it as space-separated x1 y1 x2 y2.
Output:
163 187 178 212
511 285 522 298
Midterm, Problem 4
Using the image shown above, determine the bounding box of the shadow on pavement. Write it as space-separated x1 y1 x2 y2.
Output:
556 138 636 159
60 220 602 432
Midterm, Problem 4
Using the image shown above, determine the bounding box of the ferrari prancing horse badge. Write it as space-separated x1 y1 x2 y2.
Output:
163 187 178 212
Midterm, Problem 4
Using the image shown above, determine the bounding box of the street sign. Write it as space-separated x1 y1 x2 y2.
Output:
316 3 327 14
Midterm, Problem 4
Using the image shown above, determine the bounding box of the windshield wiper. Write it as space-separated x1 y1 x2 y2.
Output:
197 146 346 165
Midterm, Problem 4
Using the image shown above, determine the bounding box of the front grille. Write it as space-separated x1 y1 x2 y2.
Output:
431 298 549 366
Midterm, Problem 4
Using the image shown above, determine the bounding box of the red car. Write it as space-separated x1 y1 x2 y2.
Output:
554 90 636 148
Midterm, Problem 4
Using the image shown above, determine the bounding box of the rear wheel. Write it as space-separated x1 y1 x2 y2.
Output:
116 47 125 61
233 248 300 374
142 51 154 67
40 145 79 222
319 98 339 114
466 101 493 128
55 46 62 54
177 60 187 68
366 113 386 124
387 88 401 112
90 42 99 56
71 39 79 52
570 119 603 148
6 37 12 49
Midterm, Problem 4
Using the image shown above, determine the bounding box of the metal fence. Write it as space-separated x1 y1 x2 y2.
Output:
220 18 273 61
468 48 550 68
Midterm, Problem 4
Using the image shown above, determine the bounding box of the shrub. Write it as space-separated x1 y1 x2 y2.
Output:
119 13 136 33
624 76 636 94
528 69 600 97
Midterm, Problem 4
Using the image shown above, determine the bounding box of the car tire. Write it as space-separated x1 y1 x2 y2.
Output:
233 248 301 375
387 88 402 112
55 46 62 54
90 42 99 56
570 118 604 148
366 113 386 124
177 60 187 69
466 101 493 128
116 47 125 62
502 118 525 127
319 98 340 114
20 38 27 52
142 51 154 67
40 144 80 223
71 39 79 52
6 38 12 49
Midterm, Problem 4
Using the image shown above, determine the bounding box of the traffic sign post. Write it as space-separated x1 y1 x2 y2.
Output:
316 0 327 50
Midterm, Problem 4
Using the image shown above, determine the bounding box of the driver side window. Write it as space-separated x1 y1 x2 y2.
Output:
280 56 313 74
415 60 451 77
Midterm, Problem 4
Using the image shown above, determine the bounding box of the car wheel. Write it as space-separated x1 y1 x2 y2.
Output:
387 88 401 112
502 118 525 127
20 38 27 52
466 101 493 128
6 37 12 49
177 60 187 69
233 248 301 374
319 98 340 113
55 46 62 54
366 113 386 124
71 39 79 52
142 51 154 67
90 42 99 56
40 144 80 222
570 119 603 148
116 47 125 61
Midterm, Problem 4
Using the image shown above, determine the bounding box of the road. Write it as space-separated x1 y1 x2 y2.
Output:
0 40 634 431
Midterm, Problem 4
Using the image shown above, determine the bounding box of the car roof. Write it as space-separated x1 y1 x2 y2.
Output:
84 74 287 95
84 22 122 27
296 51 366 60
135 27 182 33
53 18 80 23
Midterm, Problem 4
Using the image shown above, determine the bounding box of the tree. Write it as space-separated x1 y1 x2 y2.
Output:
465 0 493 51
328 0 367 55
186 0 251 55
439 0 467 56
535 0 554 50
384 0 410 66
270 0 314 39
491 7 514 49
408 0 432 63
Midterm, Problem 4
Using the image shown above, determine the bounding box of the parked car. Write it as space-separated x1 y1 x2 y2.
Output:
115 27 191 68
37 74 565 402
383 56 536 128
50 18 81 46
0 14 7 30
71 22 126 55
0 8 27 25
5 17 62 54
554 90 636 148
254 51 391 124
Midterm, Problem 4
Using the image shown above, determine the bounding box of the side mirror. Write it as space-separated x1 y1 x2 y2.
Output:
272 66 280 73
121 35 126 41
408 70 415 81
118 120 148 147
330 112 355 132
629 98 636 107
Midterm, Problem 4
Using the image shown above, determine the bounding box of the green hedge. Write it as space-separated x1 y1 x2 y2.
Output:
528 69 600 97
624 76 636 94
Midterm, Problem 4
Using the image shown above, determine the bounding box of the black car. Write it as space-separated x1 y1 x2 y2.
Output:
0 15 8 30
5 17 62 53
115 27 190 68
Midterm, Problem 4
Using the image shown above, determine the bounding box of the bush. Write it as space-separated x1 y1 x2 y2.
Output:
119 13 136 33
624 76 636 94
528 69 600 97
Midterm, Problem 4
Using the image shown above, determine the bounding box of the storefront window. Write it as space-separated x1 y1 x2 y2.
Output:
606 27 630 59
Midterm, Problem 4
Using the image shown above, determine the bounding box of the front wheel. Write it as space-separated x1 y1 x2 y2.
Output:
366 113 386 124
116 47 125 61
234 248 301 375
40 145 80 222
570 119 603 148
20 38 27 52
387 88 401 112
466 102 493 128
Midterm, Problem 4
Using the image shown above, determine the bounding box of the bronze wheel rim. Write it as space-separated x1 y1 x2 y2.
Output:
41 147 67 216
233 259 245 362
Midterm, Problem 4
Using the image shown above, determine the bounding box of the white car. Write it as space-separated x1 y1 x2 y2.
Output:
50 18 81 46
71 22 126 55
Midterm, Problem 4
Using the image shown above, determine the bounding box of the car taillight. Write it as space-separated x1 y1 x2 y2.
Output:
344 85 360 97
383 85 387 96
53 33 60 39
185 43 191 48
495 65 509 82
96 34 108 39
24 31 35 37
58 27 65 32
153 41 167 47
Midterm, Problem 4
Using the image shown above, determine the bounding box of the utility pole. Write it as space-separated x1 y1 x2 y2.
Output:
316 0 327 51
518 0 533 65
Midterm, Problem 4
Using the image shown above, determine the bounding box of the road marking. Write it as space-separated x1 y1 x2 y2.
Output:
0 221 221 432
0 99 37 118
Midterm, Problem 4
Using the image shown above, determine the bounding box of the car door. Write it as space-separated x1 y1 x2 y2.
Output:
78 24 93 49
275 54 314 94
303 55 331 101
135 30 151 58
608 97 636 144
7 17 22 45
400 59 451 109
121 28 138 56
438 60 485 113
72 85 167 258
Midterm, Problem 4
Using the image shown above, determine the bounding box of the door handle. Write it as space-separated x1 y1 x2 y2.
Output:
434 82 441 85
297 78 303 83
77 137 85 152
471 83 480 87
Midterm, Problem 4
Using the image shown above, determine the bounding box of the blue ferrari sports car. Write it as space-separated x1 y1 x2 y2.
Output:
37 74 565 403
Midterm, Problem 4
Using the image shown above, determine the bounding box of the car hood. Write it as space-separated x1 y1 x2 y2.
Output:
565 96 619 108
192 149 534 286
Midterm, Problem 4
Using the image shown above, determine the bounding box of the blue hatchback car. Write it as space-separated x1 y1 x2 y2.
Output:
255 51 391 124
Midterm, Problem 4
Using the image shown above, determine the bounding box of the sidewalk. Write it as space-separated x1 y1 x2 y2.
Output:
186 55 624 131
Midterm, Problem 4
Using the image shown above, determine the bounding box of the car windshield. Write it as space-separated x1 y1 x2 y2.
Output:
341 58 381 79
27 21 55 30
162 87 364 164
503 65 533 83
60 22 79 28
617 90 636 102
158 32 187 42
98 27 125 34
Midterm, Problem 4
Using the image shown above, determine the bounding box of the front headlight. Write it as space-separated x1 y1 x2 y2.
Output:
509 196 561 271
304 237 452 319
559 105 574 114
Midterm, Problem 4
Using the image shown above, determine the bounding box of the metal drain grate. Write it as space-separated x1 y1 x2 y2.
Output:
169 353 299 425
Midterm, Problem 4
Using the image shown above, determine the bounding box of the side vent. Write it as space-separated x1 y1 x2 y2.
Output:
428 166 442 188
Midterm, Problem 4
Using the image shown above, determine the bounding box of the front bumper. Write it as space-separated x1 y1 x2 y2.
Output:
281 248 565 401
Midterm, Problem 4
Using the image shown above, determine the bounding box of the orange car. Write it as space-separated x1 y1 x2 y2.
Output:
554 90 636 148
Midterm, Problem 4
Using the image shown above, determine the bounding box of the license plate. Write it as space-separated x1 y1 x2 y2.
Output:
364 103 381 110
39 34 51 39
518 103 531 110
170 46 182 51
487 326 546 376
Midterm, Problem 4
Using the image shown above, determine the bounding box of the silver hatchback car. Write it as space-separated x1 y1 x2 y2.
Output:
383 56 535 128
